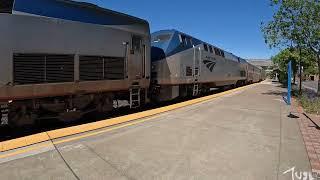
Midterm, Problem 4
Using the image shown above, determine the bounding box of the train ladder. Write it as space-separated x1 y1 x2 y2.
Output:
193 83 199 96
130 85 141 109
193 62 200 96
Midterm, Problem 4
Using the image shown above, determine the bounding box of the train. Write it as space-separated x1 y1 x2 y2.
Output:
150 30 264 101
0 0 264 127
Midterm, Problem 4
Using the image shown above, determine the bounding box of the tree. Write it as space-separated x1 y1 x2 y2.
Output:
272 47 317 83
262 0 320 95
272 48 298 83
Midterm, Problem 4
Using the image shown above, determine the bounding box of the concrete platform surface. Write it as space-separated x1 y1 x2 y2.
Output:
0 81 311 180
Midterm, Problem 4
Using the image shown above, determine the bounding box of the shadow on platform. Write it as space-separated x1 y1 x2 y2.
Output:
261 90 285 96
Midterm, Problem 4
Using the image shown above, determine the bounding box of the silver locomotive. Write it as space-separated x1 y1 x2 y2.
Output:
151 30 263 101
0 0 150 126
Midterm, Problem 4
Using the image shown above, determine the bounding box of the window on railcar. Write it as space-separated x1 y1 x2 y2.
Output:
189 38 193 46
0 0 14 13
180 35 194 47
180 35 189 47
203 44 208 51
240 71 246 77
132 35 142 53
152 34 171 43
185 37 191 46
180 35 185 45
214 48 220 56
186 66 193 76
220 50 225 57
209 46 213 53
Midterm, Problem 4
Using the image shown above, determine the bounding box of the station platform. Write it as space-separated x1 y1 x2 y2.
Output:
0 81 311 180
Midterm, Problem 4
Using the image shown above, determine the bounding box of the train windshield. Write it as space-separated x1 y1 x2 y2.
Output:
152 34 171 43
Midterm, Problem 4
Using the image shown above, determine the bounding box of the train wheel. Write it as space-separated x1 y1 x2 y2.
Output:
97 95 114 113
10 106 36 127
58 111 83 123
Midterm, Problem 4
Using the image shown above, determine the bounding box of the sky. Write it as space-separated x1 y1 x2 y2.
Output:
78 0 279 59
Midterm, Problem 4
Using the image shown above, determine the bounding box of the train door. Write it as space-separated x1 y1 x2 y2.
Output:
192 45 201 96
130 35 145 80
193 46 201 80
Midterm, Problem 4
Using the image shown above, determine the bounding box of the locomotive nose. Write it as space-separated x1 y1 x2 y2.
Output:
151 46 166 62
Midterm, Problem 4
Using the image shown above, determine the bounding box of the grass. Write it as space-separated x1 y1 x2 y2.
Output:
297 94 320 115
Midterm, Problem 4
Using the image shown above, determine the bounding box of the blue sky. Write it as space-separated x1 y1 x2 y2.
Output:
79 0 278 59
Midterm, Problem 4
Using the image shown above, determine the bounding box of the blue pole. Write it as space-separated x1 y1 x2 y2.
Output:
287 61 292 105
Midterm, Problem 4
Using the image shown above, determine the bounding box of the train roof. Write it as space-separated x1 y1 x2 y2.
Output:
152 31 264 71
9 0 149 26
152 29 205 46
152 29 247 63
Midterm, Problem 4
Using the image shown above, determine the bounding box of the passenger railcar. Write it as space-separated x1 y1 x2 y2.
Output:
246 62 263 83
0 0 150 126
150 30 248 101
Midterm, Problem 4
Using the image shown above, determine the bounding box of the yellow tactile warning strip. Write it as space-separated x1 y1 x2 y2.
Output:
0 83 257 153
1 133 50 152
0 116 160 159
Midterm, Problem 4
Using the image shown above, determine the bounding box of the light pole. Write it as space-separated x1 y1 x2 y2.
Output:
299 47 302 95
287 61 292 105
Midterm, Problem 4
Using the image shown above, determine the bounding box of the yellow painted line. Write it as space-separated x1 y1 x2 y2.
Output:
0 83 257 153
53 115 160 145
0 116 159 159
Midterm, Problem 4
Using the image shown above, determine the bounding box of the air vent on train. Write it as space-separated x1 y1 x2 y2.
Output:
45 55 75 83
13 54 74 85
79 56 125 81
79 56 104 81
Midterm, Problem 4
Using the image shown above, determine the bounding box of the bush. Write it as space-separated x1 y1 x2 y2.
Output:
298 94 320 115
278 71 288 85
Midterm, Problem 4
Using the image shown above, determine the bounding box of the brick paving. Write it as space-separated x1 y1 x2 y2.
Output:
294 99 320 173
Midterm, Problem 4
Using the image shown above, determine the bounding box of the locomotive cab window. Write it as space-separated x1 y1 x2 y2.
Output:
180 34 194 47
0 0 14 13
180 34 188 46
153 34 171 43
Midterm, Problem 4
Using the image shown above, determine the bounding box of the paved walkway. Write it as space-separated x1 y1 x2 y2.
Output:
0 81 311 180
292 98 320 174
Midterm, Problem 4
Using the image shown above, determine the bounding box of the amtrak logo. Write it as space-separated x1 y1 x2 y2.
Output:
203 60 216 72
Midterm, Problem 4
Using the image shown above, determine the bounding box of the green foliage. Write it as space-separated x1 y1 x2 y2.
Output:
278 70 288 84
272 48 298 72
272 47 317 75
262 0 320 53
304 64 318 75
262 0 320 95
